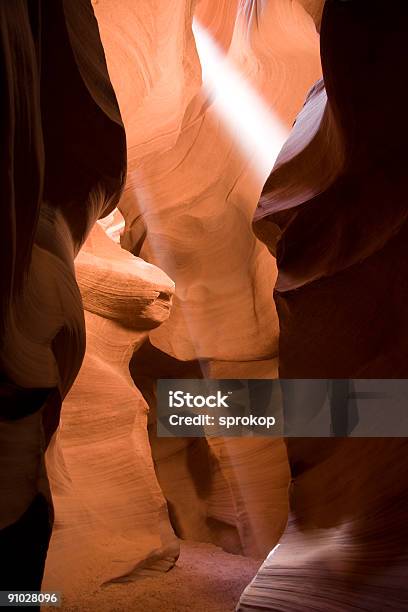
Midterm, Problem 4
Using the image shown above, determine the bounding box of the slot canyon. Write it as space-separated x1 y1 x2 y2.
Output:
1 1 407 611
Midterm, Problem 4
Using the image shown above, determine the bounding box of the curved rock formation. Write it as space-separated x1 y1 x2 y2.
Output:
0 0 126 592
91 0 201 158
239 1 408 609
148 431 289 559
3 1 406 610
131 346 289 558
44 223 178 594
92 0 321 567
94 0 321 364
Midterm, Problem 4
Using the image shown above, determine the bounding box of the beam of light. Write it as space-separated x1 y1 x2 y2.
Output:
99 19 290 371
93 21 291 566
192 19 289 184
98 197 207 374
190 24 289 558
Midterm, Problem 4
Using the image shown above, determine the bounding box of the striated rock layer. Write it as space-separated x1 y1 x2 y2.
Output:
44 224 178 594
2 0 319 594
95 0 321 562
3 0 406 609
239 2 408 610
0 0 126 592
94 0 321 364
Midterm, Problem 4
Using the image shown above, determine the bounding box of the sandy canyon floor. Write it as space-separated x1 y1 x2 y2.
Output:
54 541 261 612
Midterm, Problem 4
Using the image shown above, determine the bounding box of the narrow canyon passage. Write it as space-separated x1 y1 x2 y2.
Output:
1 2 408 612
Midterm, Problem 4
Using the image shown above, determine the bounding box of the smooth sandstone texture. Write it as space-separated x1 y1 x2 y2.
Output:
240 2 408 610
148 432 289 559
91 0 321 567
44 224 178 594
0 0 126 591
91 0 201 159
2 0 318 594
94 0 321 363
4 1 405 609
130 345 288 558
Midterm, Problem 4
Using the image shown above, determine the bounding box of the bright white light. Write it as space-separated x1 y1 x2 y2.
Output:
97 19 289 368
98 208 125 244
266 543 281 560
192 19 289 183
